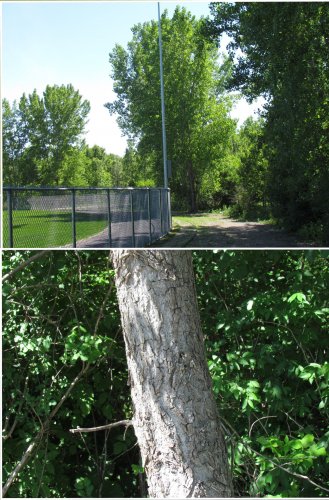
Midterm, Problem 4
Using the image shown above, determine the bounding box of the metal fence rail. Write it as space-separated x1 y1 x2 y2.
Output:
2 187 171 248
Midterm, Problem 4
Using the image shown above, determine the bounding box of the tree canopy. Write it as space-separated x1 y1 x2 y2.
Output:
3 85 90 185
207 2 329 241
2 86 130 189
106 7 237 212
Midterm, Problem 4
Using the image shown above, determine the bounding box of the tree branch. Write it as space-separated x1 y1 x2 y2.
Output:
70 419 132 434
221 416 329 494
2 251 49 283
93 283 114 337
248 415 277 437
2 364 89 497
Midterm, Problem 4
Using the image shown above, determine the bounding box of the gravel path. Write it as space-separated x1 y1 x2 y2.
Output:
64 213 312 248
155 214 311 248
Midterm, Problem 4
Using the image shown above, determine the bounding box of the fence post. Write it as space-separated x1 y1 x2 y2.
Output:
107 189 112 247
7 189 14 247
71 188 77 248
159 189 163 236
147 188 152 245
167 189 172 231
130 190 135 247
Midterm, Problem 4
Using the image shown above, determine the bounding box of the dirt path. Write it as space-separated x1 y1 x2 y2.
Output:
65 213 311 248
155 214 311 248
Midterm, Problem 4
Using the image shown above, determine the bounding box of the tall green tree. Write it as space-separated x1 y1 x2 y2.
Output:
112 250 233 497
106 7 236 211
207 2 329 241
234 117 269 216
3 85 90 186
2 98 36 185
120 142 141 187
83 145 112 187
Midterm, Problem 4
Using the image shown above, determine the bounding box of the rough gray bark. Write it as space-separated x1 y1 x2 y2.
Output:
112 250 233 498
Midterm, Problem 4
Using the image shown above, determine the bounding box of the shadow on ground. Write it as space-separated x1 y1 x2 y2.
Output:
156 215 311 248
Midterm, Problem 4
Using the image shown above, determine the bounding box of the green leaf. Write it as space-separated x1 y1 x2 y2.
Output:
20 322 28 334
113 440 127 455
132 464 144 476
42 337 51 350
301 434 314 448
319 400 326 409
291 440 303 450
288 292 309 304
312 447 326 457
247 299 254 310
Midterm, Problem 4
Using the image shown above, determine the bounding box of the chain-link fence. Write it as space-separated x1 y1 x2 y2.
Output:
2 187 171 248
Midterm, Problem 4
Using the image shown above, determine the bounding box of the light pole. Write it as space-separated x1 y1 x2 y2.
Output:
158 2 168 188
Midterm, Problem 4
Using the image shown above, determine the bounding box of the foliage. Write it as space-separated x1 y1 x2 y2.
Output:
115 142 156 188
194 250 329 497
2 89 126 189
207 2 329 242
83 146 122 188
232 117 269 219
3 250 329 497
106 7 237 211
2 85 90 186
2 252 140 497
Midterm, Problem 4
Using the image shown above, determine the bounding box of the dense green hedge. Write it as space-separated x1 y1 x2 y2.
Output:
2 250 329 497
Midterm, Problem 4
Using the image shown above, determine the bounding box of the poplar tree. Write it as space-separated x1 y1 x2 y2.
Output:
112 250 233 498
106 7 236 211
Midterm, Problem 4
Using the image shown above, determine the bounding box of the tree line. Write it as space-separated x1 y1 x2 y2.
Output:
3 3 328 242
206 2 329 242
2 85 138 189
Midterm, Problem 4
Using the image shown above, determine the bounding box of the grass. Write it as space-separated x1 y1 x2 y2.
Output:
150 221 182 246
3 209 108 247
221 204 274 224
172 213 224 228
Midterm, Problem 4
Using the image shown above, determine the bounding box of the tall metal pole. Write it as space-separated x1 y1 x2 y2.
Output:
158 2 168 188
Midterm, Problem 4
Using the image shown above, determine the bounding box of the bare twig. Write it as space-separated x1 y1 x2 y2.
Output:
2 364 90 497
3 418 18 442
249 415 277 437
282 410 303 430
93 283 114 337
2 440 40 497
3 376 29 441
74 250 83 293
2 251 49 283
70 419 132 434
48 364 90 421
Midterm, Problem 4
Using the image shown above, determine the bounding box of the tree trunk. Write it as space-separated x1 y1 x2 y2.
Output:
187 160 197 213
111 250 233 498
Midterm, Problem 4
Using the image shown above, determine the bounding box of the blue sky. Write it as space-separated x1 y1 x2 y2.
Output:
2 1 263 156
